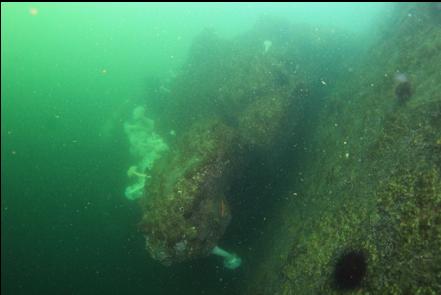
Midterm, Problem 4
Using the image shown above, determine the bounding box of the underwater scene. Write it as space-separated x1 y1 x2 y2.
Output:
1 2 440 294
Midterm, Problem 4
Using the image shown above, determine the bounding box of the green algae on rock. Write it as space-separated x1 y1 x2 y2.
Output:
138 120 240 266
244 3 441 294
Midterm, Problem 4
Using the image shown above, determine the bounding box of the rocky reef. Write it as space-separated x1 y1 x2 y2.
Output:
135 3 440 293
244 3 441 294
138 120 239 265
137 16 350 266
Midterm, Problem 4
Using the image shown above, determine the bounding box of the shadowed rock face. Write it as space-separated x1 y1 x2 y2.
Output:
137 8 440 293
244 4 441 295
138 120 240 265
136 18 337 266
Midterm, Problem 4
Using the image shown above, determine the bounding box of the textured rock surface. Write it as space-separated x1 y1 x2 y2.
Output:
244 4 441 294
138 120 239 265
137 17 346 266
137 5 440 293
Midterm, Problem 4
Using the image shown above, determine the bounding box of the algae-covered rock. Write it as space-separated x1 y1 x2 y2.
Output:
137 18 335 267
244 3 441 294
138 120 241 266
156 17 350 150
136 6 440 291
238 94 289 148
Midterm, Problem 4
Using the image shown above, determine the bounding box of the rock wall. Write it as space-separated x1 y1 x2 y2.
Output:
245 3 441 294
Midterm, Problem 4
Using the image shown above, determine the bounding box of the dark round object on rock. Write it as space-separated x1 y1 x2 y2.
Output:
333 250 367 290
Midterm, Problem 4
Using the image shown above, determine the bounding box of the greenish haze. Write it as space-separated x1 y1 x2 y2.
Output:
3 2 422 295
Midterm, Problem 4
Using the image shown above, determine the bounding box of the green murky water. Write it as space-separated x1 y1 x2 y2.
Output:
3 3 440 295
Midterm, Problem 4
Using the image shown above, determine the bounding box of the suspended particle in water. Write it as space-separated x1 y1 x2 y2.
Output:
29 7 38 16
263 40 272 54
